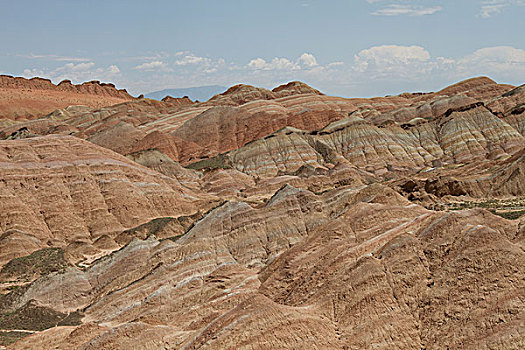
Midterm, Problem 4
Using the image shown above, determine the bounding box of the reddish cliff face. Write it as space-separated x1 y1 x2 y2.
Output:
0 75 134 120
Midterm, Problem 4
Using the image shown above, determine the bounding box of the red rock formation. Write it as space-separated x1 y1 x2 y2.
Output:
0 75 134 120
0 76 132 99
0 77 524 349
436 76 514 99
207 84 277 105
5 185 524 349
0 135 212 266
161 95 194 106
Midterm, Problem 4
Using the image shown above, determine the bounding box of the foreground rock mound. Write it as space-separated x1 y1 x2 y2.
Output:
4 185 524 349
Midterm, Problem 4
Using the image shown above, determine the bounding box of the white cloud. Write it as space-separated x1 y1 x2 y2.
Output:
345 44 525 93
463 46 525 63
108 65 121 75
54 62 95 73
371 4 442 16
22 68 45 77
124 45 525 97
22 62 122 85
456 46 525 76
247 53 320 71
247 57 301 71
353 45 431 76
21 45 524 99
174 54 211 66
479 3 505 18
297 53 318 68
134 60 172 71
247 58 267 70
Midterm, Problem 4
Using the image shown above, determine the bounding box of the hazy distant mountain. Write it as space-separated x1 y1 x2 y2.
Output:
145 85 227 102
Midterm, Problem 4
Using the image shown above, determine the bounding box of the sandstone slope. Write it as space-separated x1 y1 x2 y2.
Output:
4 185 524 349
0 135 212 268
0 77 524 349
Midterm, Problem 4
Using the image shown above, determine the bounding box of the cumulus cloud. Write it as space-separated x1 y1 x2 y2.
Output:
353 45 432 77
247 57 301 71
108 65 121 74
23 62 122 84
132 45 525 97
247 53 321 71
21 45 524 99
54 62 95 73
297 53 318 68
134 60 172 71
174 54 211 66
247 58 267 70
456 46 525 76
343 44 525 94
371 4 442 16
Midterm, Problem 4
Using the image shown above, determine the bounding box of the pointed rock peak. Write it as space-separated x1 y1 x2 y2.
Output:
272 81 324 97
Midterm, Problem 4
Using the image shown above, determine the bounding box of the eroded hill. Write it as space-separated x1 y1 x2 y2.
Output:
0 75 134 121
0 77 524 349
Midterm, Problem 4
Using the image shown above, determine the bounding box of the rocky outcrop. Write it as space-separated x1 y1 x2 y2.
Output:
0 75 134 120
161 95 194 106
198 104 524 177
271 81 324 97
0 76 132 99
0 135 211 266
436 76 514 100
2 77 517 168
1 77 525 349
207 84 277 105
6 185 524 349
394 146 525 200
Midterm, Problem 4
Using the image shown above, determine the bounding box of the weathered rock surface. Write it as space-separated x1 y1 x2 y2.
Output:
196 104 524 178
1 77 524 349
394 145 525 202
5 185 524 349
0 135 210 266
0 75 134 120
1 77 517 169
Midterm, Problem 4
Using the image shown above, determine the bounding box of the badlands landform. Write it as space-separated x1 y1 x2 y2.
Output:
0 76 524 349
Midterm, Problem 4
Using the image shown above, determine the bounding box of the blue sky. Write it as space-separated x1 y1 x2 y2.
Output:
1 0 524 96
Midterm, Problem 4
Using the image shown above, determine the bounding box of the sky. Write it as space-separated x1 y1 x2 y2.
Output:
1 0 524 97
